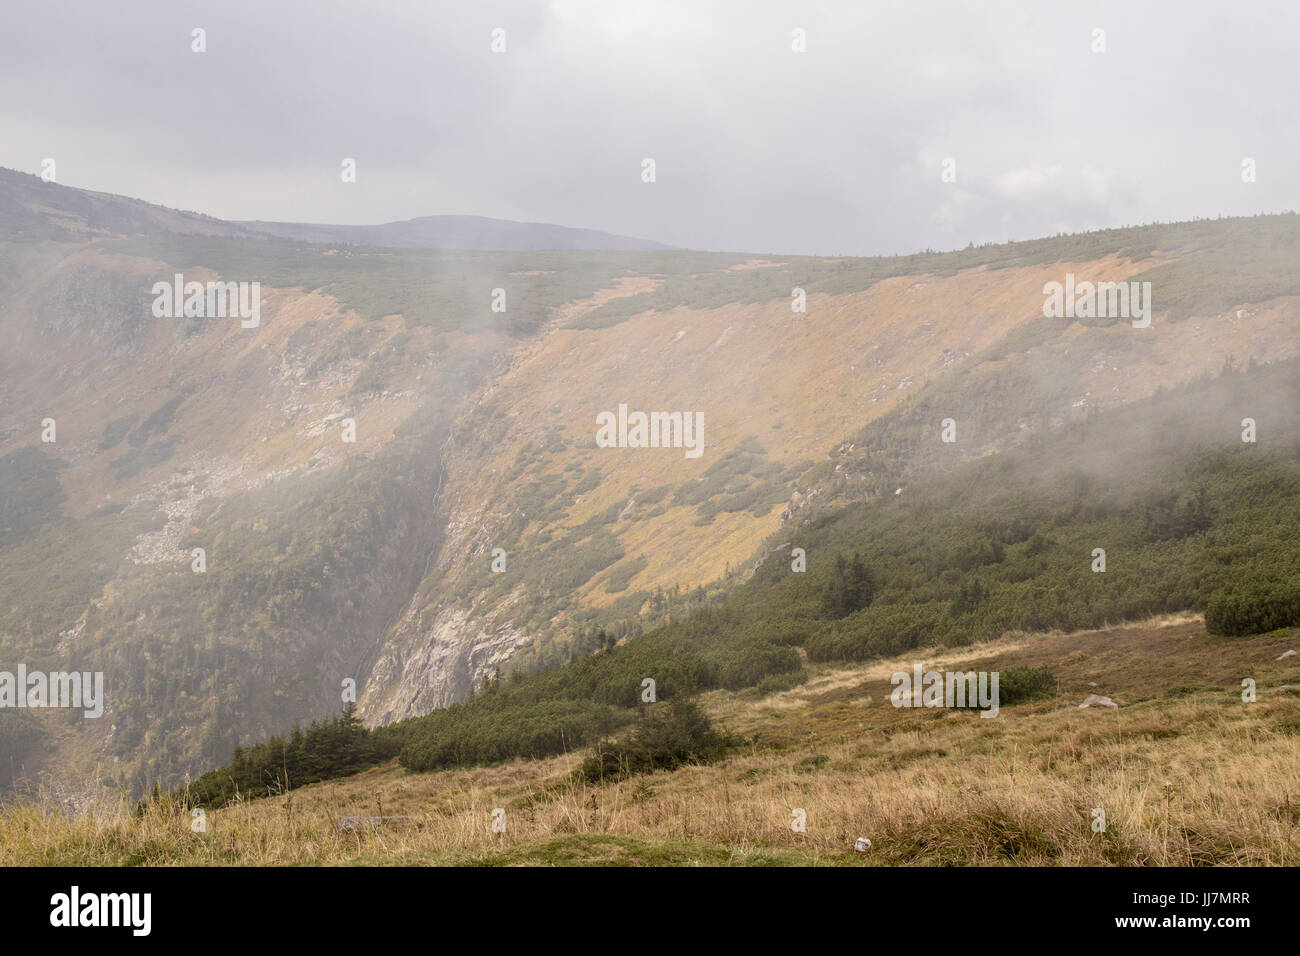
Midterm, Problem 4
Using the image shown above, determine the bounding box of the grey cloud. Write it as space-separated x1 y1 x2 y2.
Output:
1 0 1296 255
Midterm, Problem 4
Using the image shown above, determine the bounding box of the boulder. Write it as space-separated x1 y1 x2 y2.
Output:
1079 694 1118 709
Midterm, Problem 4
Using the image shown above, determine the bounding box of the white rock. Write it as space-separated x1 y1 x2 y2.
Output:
1079 694 1118 709
1276 650 1296 661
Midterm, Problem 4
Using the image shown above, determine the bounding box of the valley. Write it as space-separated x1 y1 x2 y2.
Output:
2 167 1299 819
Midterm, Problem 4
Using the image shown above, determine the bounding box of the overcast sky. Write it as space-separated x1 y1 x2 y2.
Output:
2 0 1297 255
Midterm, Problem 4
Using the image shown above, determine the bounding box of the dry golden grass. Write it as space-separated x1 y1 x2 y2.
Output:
4 618 1298 866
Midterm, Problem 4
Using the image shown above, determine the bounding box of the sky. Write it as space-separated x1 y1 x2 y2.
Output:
2 0 1297 256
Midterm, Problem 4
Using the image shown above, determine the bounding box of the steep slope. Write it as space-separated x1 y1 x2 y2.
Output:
0 172 658 795
358 220 1300 724
147 349 1300 813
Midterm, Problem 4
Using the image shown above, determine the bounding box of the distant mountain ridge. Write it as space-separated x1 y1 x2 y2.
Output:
0 166 259 242
236 214 677 251
0 166 675 251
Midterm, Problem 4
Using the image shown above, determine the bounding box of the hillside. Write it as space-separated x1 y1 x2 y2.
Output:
2 164 1299 802
357 217 1300 720
163 353 1300 808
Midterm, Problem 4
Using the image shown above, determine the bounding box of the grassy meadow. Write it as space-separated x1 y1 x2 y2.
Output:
6 615 1297 866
